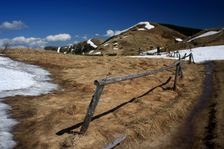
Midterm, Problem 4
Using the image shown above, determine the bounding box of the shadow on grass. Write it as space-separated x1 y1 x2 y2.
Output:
56 77 172 136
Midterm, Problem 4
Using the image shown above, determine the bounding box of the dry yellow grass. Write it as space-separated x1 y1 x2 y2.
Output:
4 48 204 149
211 61 224 148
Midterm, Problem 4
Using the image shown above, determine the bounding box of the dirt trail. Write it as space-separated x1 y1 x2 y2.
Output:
168 61 224 149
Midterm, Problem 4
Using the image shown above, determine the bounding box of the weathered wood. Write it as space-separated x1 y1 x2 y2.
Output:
188 53 192 64
173 62 180 90
80 85 105 134
95 61 180 86
179 63 183 78
102 135 127 149
80 61 184 133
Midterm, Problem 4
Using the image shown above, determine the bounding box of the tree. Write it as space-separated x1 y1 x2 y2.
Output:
1 40 13 53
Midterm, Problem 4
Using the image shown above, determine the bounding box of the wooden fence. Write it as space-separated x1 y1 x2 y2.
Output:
79 54 194 134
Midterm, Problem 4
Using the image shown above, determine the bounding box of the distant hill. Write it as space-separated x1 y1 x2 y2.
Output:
95 22 187 56
45 38 104 54
165 28 224 51
160 23 202 36
44 22 223 56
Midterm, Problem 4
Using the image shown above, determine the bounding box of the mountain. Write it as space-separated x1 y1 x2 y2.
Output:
44 38 104 54
95 22 187 56
160 23 202 36
44 22 223 56
93 22 187 55
165 28 224 51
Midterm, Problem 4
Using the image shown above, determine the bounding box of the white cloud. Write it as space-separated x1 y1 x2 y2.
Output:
14 36 47 48
12 36 41 44
82 35 88 40
46 33 71 42
105 29 121 37
0 33 72 48
95 33 100 36
0 20 27 30
0 36 47 48
106 30 114 37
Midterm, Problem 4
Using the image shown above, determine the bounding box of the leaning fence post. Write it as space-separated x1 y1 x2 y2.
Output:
80 84 105 134
173 62 180 90
188 53 192 64
179 63 183 78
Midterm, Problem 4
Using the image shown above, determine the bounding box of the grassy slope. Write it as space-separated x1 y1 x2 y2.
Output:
4 49 204 149
97 23 187 56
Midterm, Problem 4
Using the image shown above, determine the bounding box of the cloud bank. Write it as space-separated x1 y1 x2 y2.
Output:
46 33 71 41
0 21 27 30
0 33 72 48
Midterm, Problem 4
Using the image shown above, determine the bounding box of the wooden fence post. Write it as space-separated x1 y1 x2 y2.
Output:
173 62 180 90
179 63 183 78
188 53 192 64
80 85 105 134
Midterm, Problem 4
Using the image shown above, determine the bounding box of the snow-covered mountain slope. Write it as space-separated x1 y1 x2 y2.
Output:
131 45 224 63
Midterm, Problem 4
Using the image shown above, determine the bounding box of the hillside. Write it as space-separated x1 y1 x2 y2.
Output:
160 23 202 36
45 38 104 54
95 22 187 56
43 22 223 56
165 28 224 51
5 48 204 149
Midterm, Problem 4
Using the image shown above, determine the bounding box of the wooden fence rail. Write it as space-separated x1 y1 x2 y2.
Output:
80 59 186 134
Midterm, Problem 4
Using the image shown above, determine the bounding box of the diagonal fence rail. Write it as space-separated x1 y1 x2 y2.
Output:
79 57 194 134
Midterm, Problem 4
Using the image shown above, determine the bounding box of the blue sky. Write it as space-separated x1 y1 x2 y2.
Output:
0 0 223 47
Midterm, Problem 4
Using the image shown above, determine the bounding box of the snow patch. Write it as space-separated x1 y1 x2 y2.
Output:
138 22 155 30
0 56 57 149
89 50 94 54
114 21 155 36
87 39 97 48
188 31 220 42
141 49 157 55
130 45 224 63
0 67 36 91
175 38 183 42
57 47 61 53
138 28 146 31
104 43 109 47
68 44 72 49
94 52 102 55
0 103 17 149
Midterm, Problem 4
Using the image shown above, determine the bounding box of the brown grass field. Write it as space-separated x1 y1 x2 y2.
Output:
3 49 209 149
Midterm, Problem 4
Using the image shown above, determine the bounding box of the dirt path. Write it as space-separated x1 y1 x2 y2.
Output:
209 61 224 148
167 61 224 149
